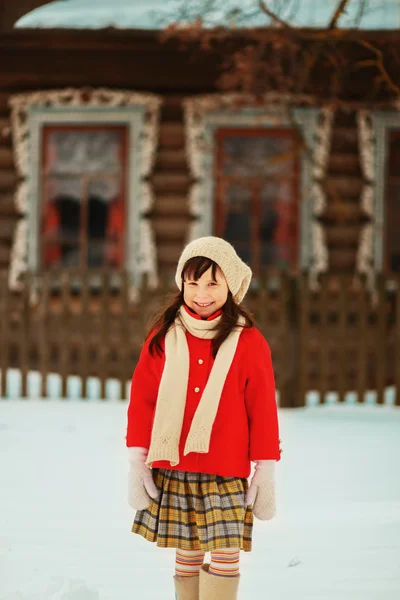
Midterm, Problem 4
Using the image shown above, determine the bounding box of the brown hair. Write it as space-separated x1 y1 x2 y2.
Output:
148 256 256 358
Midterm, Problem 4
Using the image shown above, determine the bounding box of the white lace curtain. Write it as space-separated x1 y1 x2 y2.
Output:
45 130 122 202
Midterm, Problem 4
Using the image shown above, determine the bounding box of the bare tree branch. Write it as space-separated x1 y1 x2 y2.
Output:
162 0 399 105
258 0 292 29
358 40 400 98
328 0 351 29
354 0 367 28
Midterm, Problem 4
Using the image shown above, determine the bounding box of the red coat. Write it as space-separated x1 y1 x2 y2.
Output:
126 310 281 478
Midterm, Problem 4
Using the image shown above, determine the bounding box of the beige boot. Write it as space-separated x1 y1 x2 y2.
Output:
174 574 199 600
199 564 240 599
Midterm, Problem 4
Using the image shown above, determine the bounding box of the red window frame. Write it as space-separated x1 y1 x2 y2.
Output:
214 127 301 274
40 124 128 270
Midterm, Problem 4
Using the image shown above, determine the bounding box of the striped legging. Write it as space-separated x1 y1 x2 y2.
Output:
175 548 240 578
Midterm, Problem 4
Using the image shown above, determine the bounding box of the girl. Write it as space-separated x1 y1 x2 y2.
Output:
126 236 281 600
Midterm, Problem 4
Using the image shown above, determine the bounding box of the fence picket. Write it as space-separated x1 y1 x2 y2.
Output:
396 276 400 407
356 278 368 403
278 272 292 408
319 275 330 405
99 270 110 400
80 271 90 399
59 272 70 398
38 272 49 398
19 274 31 398
0 272 9 397
376 274 387 405
337 276 348 403
298 272 309 408
120 270 130 400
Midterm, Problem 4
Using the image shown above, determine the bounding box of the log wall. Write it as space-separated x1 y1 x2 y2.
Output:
0 29 398 277
152 97 190 272
323 110 365 272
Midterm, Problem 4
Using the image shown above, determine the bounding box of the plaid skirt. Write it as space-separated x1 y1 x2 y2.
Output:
132 469 253 553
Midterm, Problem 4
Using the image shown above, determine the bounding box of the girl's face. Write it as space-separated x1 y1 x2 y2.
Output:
183 266 229 318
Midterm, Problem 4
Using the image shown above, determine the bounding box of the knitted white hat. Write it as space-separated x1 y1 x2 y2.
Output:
175 236 252 304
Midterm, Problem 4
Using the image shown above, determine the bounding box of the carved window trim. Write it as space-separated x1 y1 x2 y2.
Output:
183 94 334 283
9 88 162 291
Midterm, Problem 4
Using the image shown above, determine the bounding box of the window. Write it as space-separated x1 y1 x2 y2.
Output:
41 125 127 270
183 101 329 280
215 128 300 274
9 90 161 291
386 130 400 273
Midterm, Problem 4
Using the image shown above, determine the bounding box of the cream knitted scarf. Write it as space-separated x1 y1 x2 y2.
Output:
145 306 245 467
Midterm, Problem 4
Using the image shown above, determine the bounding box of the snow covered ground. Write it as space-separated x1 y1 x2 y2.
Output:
0 396 399 600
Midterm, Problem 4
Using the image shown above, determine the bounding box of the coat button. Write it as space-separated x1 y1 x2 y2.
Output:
194 387 200 393
198 359 204 364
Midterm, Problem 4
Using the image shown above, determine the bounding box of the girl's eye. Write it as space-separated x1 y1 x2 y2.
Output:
209 282 217 286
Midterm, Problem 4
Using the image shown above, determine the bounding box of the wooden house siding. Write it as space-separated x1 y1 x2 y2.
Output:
0 29 399 279
324 110 364 272
0 28 398 400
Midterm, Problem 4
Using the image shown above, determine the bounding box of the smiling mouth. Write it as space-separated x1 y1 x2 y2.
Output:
195 302 214 308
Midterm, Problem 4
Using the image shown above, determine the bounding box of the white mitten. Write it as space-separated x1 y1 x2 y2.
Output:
128 447 159 510
245 460 276 521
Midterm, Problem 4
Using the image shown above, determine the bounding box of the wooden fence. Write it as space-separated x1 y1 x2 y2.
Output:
0 269 399 407
298 273 400 406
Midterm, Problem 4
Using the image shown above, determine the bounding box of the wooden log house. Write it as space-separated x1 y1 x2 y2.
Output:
0 1 399 405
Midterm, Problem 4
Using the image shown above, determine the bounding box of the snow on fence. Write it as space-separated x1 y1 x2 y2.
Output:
0 269 399 407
